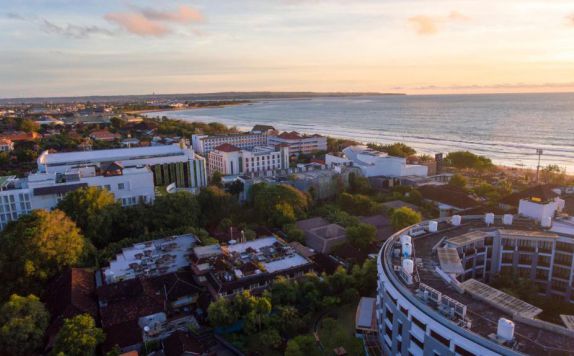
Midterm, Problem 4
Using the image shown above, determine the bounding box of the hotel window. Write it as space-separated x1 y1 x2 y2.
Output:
411 316 426 331
410 333 424 349
455 345 476 356
430 330 449 347
117 183 125 190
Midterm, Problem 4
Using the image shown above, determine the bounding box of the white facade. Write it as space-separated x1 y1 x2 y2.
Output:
192 133 267 156
330 145 428 177
267 132 327 155
518 198 563 224
0 166 155 230
208 145 289 176
37 144 207 190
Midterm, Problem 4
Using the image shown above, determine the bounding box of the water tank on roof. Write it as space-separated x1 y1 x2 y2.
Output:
400 235 412 245
503 214 513 225
402 241 412 258
542 216 552 228
451 215 462 226
429 221 438 233
402 258 414 275
485 213 495 225
497 318 515 341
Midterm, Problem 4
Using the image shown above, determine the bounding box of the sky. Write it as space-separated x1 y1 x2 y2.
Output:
1 0 574 98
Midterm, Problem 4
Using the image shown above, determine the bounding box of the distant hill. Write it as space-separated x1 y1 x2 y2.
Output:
0 91 405 105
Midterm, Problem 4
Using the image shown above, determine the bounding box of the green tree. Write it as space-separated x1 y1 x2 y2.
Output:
210 171 223 187
390 207 422 230
446 151 493 170
285 335 321 356
256 328 282 349
338 192 379 216
252 295 272 331
149 191 200 231
207 298 238 327
270 276 298 306
57 187 119 247
448 174 467 190
0 210 86 298
346 223 376 250
0 294 49 355
283 224 305 244
252 183 309 226
367 142 416 157
53 314 104 356
198 186 237 227
18 119 40 133
348 172 371 194
274 305 305 337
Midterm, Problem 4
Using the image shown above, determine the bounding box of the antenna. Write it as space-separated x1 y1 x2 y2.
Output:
536 149 543 183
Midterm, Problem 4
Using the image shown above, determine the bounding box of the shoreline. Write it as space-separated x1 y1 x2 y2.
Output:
140 104 574 174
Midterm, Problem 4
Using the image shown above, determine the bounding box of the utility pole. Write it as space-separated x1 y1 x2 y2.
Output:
536 148 543 183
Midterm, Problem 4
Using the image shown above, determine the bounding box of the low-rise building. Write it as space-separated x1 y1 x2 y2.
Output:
0 131 40 142
326 145 428 178
192 133 267 156
296 217 347 254
267 131 327 155
207 144 289 176
190 236 314 298
89 129 121 142
102 234 197 284
0 138 14 152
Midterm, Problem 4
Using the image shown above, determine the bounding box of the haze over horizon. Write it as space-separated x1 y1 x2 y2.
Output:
3 0 574 98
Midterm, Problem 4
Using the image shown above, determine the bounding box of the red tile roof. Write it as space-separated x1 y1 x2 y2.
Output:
214 143 240 152
90 129 121 141
0 131 40 142
277 131 303 140
43 268 98 349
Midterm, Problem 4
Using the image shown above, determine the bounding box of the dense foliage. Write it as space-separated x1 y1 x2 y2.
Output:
446 151 493 170
390 206 422 230
367 142 416 157
0 294 49 355
0 210 86 299
53 314 105 356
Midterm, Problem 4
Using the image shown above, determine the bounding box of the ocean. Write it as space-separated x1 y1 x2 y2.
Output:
145 92 574 173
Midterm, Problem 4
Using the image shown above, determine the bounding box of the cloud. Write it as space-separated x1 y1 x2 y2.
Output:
5 12 25 20
105 5 203 37
409 11 469 35
408 15 438 35
41 19 114 39
568 14 574 26
105 13 170 37
138 5 203 23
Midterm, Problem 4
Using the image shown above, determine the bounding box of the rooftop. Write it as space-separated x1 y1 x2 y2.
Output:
382 215 574 354
214 143 241 153
38 144 190 165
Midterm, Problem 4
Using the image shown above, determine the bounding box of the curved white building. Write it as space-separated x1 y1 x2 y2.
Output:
377 215 574 355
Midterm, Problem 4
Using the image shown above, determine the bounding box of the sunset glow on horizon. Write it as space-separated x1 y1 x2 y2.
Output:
2 0 574 97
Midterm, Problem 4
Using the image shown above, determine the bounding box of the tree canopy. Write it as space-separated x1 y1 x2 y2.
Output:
0 294 49 355
57 187 119 247
251 183 309 226
0 209 86 298
53 314 104 356
390 207 422 230
148 191 201 231
446 151 493 170
346 223 376 250
448 173 468 190
367 142 416 157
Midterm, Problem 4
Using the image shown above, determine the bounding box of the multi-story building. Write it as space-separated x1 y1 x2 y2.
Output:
326 145 428 178
191 133 267 156
37 143 207 190
207 144 289 176
376 213 574 356
267 131 327 155
190 236 314 298
0 164 155 229
102 234 197 284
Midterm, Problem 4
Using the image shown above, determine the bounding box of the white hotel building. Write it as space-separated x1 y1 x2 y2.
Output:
0 144 207 229
376 208 574 355
207 143 289 176
192 133 267 156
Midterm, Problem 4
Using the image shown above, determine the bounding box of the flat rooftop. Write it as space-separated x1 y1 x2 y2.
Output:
39 144 188 165
446 230 490 248
384 216 574 354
